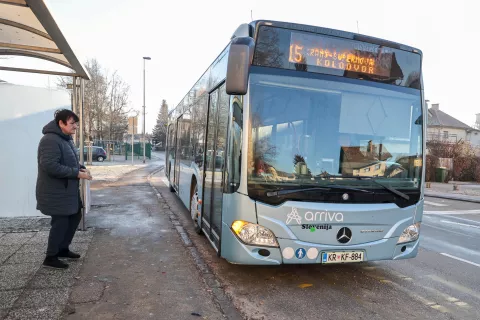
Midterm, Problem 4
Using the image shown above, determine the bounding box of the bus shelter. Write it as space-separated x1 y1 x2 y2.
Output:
0 0 91 229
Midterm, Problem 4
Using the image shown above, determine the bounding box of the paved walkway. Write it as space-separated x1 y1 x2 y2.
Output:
0 218 94 320
65 163 227 320
1 153 237 319
425 182 480 203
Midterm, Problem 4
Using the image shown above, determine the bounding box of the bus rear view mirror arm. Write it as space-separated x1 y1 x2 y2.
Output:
226 37 255 95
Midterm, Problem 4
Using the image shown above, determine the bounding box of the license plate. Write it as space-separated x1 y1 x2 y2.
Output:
321 251 364 264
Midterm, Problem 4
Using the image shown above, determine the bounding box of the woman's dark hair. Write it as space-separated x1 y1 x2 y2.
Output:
54 109 79 126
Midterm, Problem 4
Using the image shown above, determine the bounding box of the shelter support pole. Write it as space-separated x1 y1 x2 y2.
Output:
72 76 78 146
79 78 87 231
143 59 146 163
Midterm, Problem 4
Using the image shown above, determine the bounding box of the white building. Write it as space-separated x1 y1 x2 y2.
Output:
427 104 480 146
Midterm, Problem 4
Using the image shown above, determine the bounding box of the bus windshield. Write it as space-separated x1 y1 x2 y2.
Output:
247 72 423 192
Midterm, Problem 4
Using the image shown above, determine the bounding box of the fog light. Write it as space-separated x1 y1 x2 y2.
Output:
258 249 271 257
231 220 279 247
397 222 421 244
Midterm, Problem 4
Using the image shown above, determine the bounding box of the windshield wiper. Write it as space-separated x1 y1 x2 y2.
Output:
325 184 373 193
355 177 410 200
266 185 371 197
266 187 330 197
316 174 410 200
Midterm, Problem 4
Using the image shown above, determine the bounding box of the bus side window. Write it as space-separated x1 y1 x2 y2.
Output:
167 123 176 177
225 96 243 193
193 96 208 168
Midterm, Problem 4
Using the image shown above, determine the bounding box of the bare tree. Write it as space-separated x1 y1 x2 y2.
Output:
106 71 130 141
84 59 109 141
56 59 131 143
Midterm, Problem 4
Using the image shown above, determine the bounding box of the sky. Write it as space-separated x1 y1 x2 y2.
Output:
0 0 478 133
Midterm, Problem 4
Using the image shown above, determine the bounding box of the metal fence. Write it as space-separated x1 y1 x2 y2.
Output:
125 142 152 159
427 133 459 144
81 140 152 162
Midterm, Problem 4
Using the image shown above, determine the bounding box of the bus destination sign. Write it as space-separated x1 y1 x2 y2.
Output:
288 32 394 77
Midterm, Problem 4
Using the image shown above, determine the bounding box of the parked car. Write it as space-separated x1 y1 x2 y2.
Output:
76 146 107 162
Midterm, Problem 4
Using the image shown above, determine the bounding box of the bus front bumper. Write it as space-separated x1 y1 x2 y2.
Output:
221 224 419 265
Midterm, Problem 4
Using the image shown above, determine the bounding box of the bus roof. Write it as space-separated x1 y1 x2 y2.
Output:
234 20 422 56
169 20 422 117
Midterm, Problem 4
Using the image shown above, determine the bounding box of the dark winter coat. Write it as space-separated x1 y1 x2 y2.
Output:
36 120 84 216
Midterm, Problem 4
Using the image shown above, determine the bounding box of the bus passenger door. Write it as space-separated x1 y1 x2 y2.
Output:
174 117 182 189
166 124 174 180
202 84 229 250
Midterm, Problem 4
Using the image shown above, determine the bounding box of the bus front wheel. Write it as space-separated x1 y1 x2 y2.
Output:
190 183 202 235
168 165 175 192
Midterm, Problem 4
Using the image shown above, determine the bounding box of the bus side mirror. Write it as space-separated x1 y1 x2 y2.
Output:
226 37 255 95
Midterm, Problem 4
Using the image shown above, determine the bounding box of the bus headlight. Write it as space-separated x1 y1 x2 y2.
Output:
231 221 279 247
397 222 421 244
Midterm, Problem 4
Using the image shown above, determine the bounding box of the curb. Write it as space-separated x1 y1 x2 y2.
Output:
147 167 243 320
425 192 480 204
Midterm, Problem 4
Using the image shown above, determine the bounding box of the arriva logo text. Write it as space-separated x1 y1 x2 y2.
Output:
286 207 344 224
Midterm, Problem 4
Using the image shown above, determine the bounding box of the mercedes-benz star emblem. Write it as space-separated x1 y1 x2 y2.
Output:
336 227 352 244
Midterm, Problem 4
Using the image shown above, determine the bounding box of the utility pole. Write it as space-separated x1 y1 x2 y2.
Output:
131 116 135 166
143 56 151 163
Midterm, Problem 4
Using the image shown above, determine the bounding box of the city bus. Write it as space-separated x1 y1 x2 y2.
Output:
165 20 425 265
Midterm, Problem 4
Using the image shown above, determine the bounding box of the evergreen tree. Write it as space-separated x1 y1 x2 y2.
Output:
152 100 169 149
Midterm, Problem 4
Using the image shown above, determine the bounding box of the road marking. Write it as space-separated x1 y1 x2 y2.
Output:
427 274 480 300
420 285 470 308
425 201 448 207
430 304 450 313
362 266 376 271
367 269 470 313
440 220 480 229
388 270 410 280
446 215 480 225
386 281 449 313
422 223 478 239
363 272 449 313
425 209 480 215
379 269 412 281
441 253 480 268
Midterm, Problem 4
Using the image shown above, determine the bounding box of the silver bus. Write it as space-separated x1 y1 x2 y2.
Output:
166 20 425 265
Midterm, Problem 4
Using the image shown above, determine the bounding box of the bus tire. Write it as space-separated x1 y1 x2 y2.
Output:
190 181 202 235
168 164 175 192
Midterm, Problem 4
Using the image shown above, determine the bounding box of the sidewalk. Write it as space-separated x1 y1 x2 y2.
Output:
425 182 480 203
0 218 94 320
0 155 235 319
84 151 163 182
68 161 233 319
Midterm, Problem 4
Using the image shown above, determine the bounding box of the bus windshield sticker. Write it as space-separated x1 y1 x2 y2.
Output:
295 248 306 259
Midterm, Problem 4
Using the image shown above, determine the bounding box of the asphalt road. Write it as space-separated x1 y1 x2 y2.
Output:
153 165 480 319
